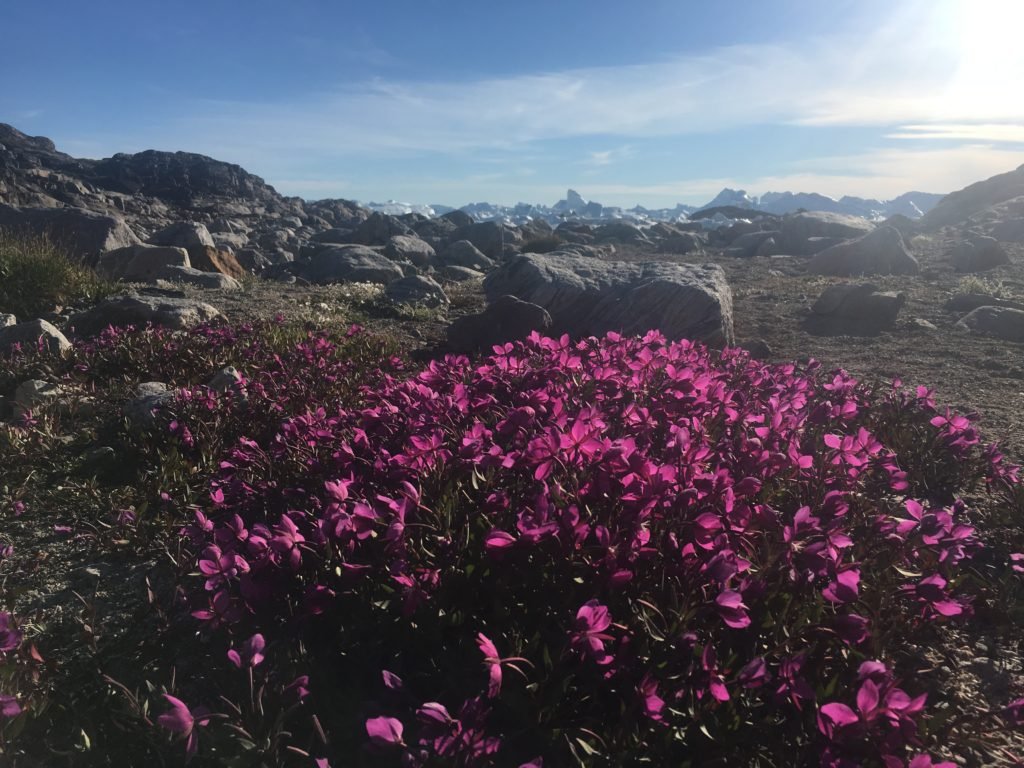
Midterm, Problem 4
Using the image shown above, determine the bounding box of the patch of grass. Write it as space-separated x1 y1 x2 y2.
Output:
956 274 1014 298
443 277 485 313
0 231 115 319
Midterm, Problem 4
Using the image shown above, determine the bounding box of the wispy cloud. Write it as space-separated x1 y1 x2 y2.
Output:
151 0 1020 163
887 124 1024 143
583 145 635 167
52 0 1024 206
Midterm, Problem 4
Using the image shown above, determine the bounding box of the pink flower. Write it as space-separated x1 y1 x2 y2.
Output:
365 716 404 748
227 633 265 668
823 568 860 604
475 632 530 697
0 695 21 719
715 590 751 629
571 600 615 665
638 673 665 722
477 633 504 697
0 612 22 653
157 694 207 759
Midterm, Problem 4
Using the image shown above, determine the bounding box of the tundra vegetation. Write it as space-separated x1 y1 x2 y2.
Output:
2 284 1024 766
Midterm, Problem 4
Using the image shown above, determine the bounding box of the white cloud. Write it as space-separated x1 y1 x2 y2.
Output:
583 145 635 167
152 0 1021 164
887 124 1024 143
51 0 1024 206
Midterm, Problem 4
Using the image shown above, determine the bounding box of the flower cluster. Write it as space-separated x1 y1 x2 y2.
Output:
163 328 1023 765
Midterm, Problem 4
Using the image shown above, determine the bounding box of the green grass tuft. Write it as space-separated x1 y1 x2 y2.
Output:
0 231 114 319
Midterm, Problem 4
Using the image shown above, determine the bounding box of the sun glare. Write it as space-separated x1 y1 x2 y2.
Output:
946 0 1024 118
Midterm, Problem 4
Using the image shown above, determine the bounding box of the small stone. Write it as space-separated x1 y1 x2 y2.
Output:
124 382 174 427
14 379 67 411
206 367 243 393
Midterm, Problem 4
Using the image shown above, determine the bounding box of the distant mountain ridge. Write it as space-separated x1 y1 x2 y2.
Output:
365 186 945 225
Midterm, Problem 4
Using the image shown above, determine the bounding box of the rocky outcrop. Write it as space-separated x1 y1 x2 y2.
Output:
0 318 71 354
951 236 1010 273
147 221 215 250
349 212 411 246
384 275 448 307
69 292 224 335
156 266 241 290
956 306 1024 342
88 150 292 211
96 244 190 282
384 235 436 267
0 122 372 265
438 240 494 271
446 295 552 353
806 283 906 336
944 293 1024 313
807 226 920 276
298 245 404 285
483 252 733 347
921 164 1024 230
187 245 246 279
778 212 875 255
0 203 140 260
454 221 521 259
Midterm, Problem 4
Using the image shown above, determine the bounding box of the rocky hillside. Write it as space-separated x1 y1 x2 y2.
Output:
0 123 367 262
920 163 1024 231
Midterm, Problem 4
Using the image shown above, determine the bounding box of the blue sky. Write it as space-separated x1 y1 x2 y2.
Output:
3 0 1024 208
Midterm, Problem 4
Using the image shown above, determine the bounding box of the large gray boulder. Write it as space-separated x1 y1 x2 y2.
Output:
299 245 404 285
0 203 140 260
0 318 72 354
156 266 242 290
438 240 495 271
384 235 436 267
349 212 411 245
806 283 906 336
147 221 215 250
385 275 449 308
447 295 553 353
483 252 734 347
69 293 224 336
96 244 190 281
944 293 1024 313
657 232 703 254
437 265 484 283
310 227 355 245
956 306 1024 342
727 230 780 258
807 226 920 276
778 212 875 255
593 221 649 245
454 221 521 259
951 236 1010 273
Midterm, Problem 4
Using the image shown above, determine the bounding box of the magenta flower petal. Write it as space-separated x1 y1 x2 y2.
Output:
0 695 21 718
818 702 858 737
366 716 404 747
157 694 194 736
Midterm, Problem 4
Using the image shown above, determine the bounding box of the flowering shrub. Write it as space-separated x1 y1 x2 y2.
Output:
160 329 1022 766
